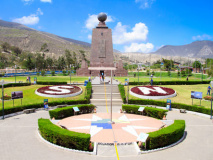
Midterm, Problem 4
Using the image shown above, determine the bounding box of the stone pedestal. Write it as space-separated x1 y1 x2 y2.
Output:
76 60 90 76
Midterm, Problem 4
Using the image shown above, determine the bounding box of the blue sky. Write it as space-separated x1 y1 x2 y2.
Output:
0 0 213 53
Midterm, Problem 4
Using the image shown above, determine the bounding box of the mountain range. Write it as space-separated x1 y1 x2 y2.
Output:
0 19 213 61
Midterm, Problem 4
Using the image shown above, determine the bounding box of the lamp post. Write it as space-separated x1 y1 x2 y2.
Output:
15 65 17 83
70 64 72 85
1 80 4 120
202 67 203 83
211 81 213 119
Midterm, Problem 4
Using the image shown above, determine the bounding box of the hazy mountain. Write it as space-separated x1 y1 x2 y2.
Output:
0 19 91 58
152 40 213 58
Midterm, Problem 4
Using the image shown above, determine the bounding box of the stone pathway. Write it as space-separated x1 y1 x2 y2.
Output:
0 110 213 160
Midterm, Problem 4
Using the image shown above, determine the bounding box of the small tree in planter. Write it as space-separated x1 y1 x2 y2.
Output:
41 70 45 76
51 71 55 76
62 70 66 76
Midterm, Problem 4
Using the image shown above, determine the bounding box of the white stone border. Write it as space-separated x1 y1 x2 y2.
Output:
37 129 97 155
133 131 187 154
35 86 82 98
130 87 177 99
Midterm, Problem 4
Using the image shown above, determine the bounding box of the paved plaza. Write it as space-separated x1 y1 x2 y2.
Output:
0 108 213 160
57 113 165 143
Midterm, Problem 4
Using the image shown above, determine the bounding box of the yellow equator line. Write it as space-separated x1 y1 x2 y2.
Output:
104 80 109 113
114 142 120 160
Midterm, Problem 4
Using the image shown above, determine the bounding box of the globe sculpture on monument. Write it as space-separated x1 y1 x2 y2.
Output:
76 12 127 76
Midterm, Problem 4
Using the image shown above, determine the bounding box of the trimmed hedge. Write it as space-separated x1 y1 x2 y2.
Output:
49 104 95 119
36 81 67 85
0 83 31 88
122 104 167 119
118 84 126 103
147 120 185 149
85 82 92 103
38 118 90 151
128 99 212 115
0 99 88 116
129 80 211 85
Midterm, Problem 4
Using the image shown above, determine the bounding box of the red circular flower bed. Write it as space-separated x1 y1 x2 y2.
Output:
37 85 81 95
131 86 175 96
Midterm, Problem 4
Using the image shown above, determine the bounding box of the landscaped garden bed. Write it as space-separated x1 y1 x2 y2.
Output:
35 85 82 98
130 86 176 99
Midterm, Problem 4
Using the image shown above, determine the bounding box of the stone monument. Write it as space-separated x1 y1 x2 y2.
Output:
76 12 127 76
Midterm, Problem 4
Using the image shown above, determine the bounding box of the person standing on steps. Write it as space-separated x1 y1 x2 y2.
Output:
207 85 211 95
151 78 153 86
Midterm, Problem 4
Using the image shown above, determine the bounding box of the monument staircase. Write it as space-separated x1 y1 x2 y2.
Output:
91 77 123 107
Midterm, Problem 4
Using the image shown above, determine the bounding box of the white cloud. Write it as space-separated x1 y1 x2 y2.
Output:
85 14 113 30
37 8 43 15
112 22 148 44
135 0 155 9
192 34 212 41
88 34 92 40
22 0 34 5
40 0 52 3
124 43 154 53
12 8 43 25
12 15 39 25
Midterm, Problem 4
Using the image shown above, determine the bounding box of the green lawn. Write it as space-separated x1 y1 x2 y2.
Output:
2 76 89 83
126 84 211 109
0 85 85 109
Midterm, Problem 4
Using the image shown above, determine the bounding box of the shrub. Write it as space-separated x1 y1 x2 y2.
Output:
151 71 155 75
147 120 185 149
62 70 67 76
85 82 92 103
128 99 212 115
49 104 95 119
181 70 186 77
41 70 45 76
203 96 211 101
146 70 150 75
122 104 167 119
0 99 88 116
37 72 40 76
51 71 55 76
36 81 67 85
0 83 31 88
1 95 11 100
118 84 126 103
38 118 90 151
167 71 171 76
129 80 210 85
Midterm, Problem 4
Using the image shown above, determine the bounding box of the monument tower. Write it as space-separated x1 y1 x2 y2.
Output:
76 13 127 76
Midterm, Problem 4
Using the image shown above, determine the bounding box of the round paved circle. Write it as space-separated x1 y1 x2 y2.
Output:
35 85 82 98
130 86 176 99
57 113 165 143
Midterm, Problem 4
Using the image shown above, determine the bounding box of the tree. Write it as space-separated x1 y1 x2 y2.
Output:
11 46 22 56
192 61 201 69
163 58 174 71
65 49 74 66
23 54 34 70
0 52 8 68
1 42 11 52
40 43 49 52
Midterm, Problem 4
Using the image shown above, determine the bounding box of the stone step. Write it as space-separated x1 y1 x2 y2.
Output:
92 88 119 93
92 93 121 99
91 99 123 106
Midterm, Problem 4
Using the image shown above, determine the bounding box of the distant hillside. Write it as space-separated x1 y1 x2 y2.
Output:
0 19 91 59
152 40 213 58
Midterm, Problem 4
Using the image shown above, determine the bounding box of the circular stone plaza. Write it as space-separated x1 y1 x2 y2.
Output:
0 13 213 160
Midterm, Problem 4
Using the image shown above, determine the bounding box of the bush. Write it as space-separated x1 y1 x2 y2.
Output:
203 96 211 101
41 70 45 76
0 83 31 88
151 71 155 75
147 120 185 149
51 71 55 76
146 70 150 75
181 70 186 77
0 99 88 116
118 84 126 103
122 104 167 119
1 95 11 100
167 71 171 76
62 70 66 76
177 71 180 77
38 118 90 151
49 104 95 119
85 82 92 103
128 99 212 115
36 81 67 85
37 72 40 76
129 80 210 85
